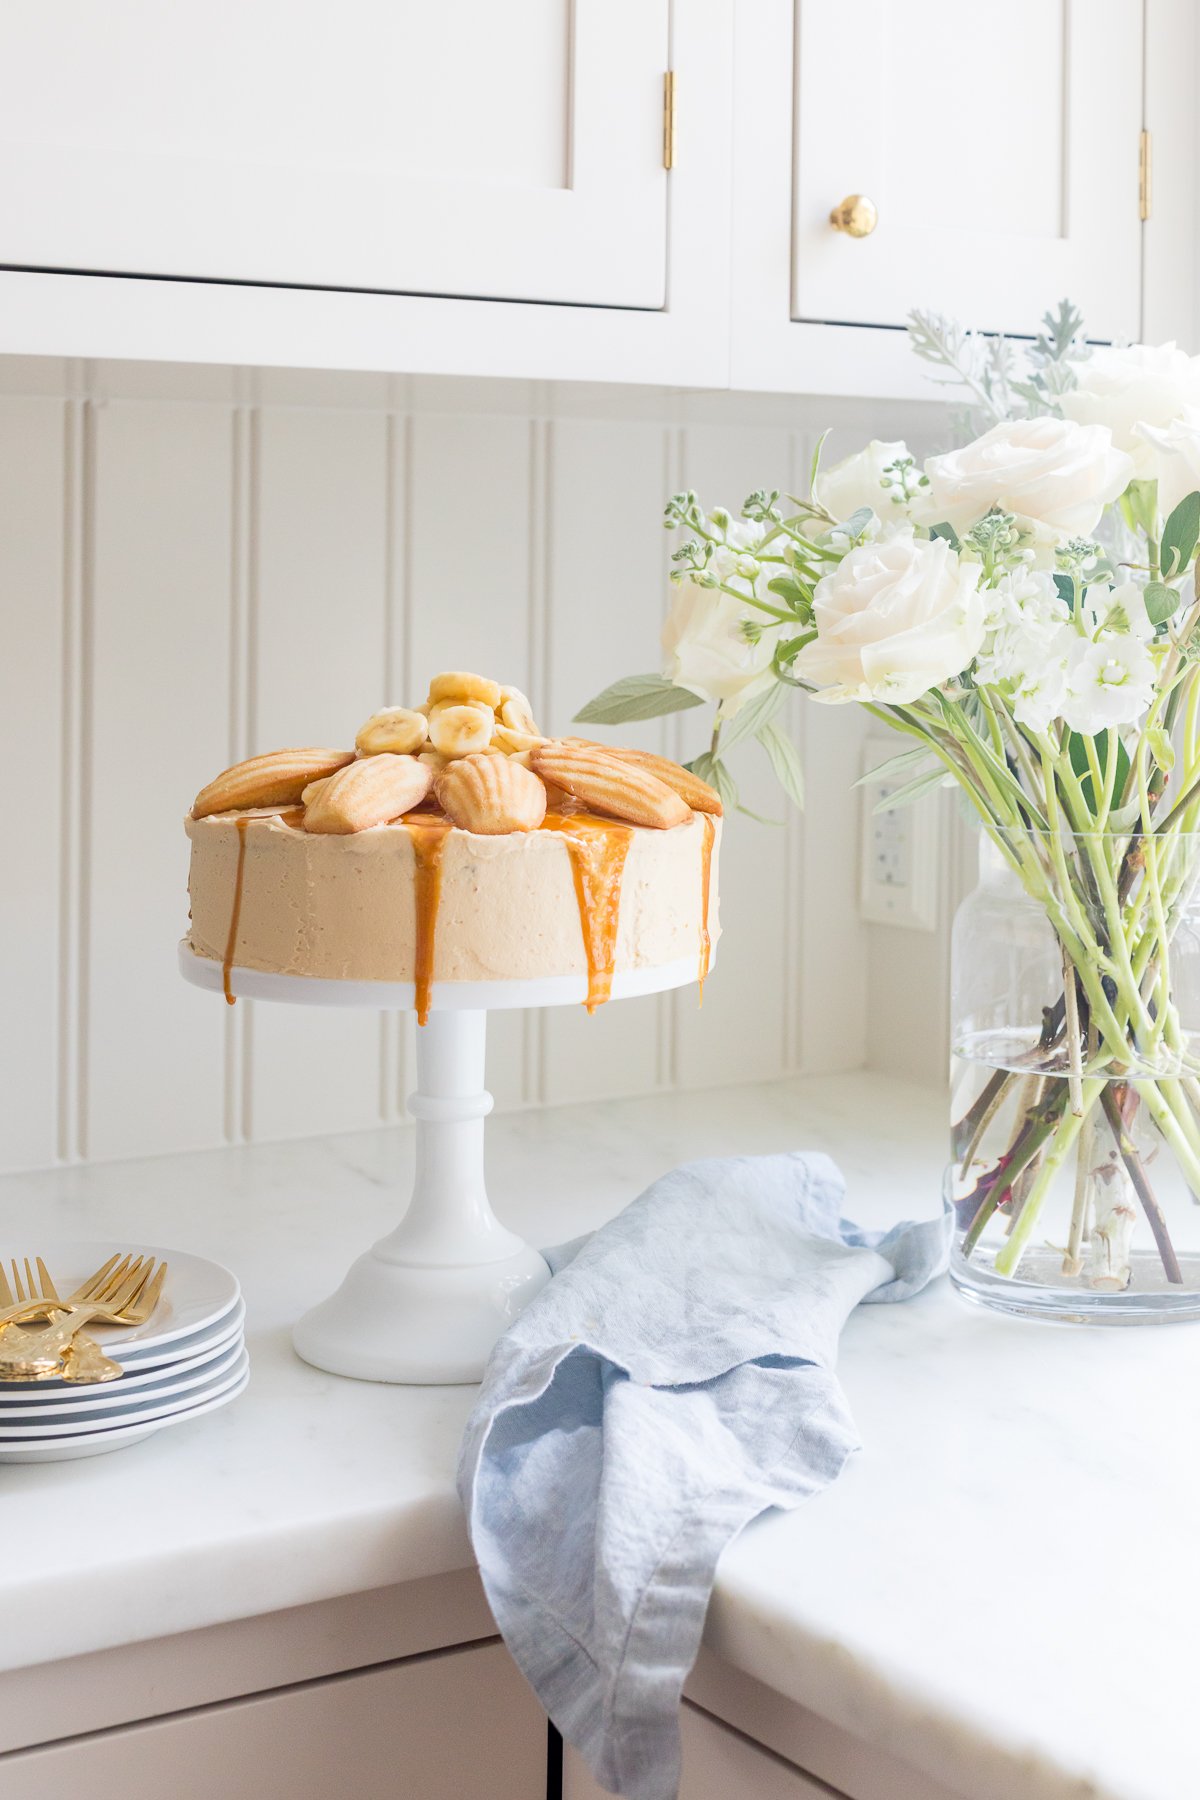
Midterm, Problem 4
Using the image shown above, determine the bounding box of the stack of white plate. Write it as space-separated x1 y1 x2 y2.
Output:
0 1243 247 1464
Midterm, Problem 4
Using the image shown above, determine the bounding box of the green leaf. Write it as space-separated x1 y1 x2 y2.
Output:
853 744 938 788
688 752 739 815
872 766 951 813
1119 478 1158 541
809 429 831 499
717 681 787 754
765 574 809 609
1067 729 1130 811
756 719 805 810
1053 572 1076 610
928 521 959 549
574 674 705 726
774 630 817 667
841 506 873 540
1161 491 1200 579
1147 723 1176 773
1143 580 1181 627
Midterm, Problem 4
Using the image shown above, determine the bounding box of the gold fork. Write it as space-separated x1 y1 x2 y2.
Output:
0 1253 124 1328
0 1258 168 1384
7 1258 130 1384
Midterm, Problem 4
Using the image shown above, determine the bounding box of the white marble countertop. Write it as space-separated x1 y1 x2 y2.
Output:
1 1071 1194 1800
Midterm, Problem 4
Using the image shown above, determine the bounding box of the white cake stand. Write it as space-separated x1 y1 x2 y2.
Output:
179 942 704 1384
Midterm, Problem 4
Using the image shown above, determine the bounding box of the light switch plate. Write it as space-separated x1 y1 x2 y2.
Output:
858 737 941 931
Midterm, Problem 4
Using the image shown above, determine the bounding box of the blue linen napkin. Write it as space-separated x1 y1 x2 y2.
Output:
457 1151 951 1800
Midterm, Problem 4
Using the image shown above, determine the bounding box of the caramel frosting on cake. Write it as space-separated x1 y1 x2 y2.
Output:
184 672 722 1021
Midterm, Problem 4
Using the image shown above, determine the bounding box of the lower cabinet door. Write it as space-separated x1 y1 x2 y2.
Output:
564 1702 840 1799
0 1641 544 1800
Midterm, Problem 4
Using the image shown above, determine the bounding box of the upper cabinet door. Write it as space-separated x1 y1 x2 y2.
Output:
0 0 668 308
793 0 1143 340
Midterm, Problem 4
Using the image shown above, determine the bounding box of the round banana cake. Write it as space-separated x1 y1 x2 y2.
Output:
183 672 721 1019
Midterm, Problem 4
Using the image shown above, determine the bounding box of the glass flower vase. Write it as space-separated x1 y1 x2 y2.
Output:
949 834 1200 1322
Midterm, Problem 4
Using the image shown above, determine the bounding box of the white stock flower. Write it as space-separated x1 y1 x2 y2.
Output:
1010 657 1073 734
1082 579 1154 642
817 439 913 523
704 514 765 578
976 572 1160 734
976 571 1068 672
1062 343 1200 471
661 583 776 715
974 570 1073 732
1133 407 1200 516
1061 636 1157 733
922 417 1133 538
796 527 985 705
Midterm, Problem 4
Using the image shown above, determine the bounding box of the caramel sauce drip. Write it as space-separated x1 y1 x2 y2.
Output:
220 809 304 1004
698 812 716 1002
542 811 633 1012
405 815 450 1025
223 816 251 1005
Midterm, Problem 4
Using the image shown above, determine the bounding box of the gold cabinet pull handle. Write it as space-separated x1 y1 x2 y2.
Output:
829 194 878 238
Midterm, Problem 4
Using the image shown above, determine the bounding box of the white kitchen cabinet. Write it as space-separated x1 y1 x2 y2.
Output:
0 1 734 384
0 1 666 309
0 1641 545 1800
0 0 1194 391
793 0 1142 340
731 0 1198 397
564 1703 837 1799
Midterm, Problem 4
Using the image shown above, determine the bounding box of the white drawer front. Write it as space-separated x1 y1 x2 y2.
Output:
0 1641 544 1800
564 1702 839 1799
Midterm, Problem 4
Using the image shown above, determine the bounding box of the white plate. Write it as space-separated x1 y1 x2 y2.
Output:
0 1307 246 1395
179 939 706 1011
2 1242 240 1358
0 1348 249 1440
110 1297 246 1370
0 1338 244 1420
0 1364 250 1463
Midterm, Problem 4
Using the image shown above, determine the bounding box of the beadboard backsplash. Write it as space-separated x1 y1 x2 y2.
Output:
0 357 951 1174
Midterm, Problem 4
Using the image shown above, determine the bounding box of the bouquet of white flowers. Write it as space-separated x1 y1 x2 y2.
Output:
580 305 1200 1316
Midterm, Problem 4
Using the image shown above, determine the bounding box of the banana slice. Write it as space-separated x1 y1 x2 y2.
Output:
301 776 333 807
428 670 503 711
499 686 539 735
494 722 546 756
355 706 429 757
428 702 495 758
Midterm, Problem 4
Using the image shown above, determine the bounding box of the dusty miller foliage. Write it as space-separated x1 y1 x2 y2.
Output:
906 299 1090 441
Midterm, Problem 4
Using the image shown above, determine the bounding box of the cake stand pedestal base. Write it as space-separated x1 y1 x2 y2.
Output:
293 1009 550 1384
180 943 704 1384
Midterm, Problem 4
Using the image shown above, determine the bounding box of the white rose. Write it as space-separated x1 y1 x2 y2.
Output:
1133 406 1200 515
922 417 1133 538
817 439 912 523
1062 342 1200 472
661 583 776 715
796 527 985 705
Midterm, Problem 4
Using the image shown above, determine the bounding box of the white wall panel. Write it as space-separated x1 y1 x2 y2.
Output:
670 424 795 1089
797 702 870 1074
0 359 948 1172
0 397 65 1172
541 416 671 1105
85 399 232 1159
246 407 389 1143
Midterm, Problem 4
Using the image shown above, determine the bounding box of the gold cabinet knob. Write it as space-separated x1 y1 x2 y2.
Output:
829 194 878 238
